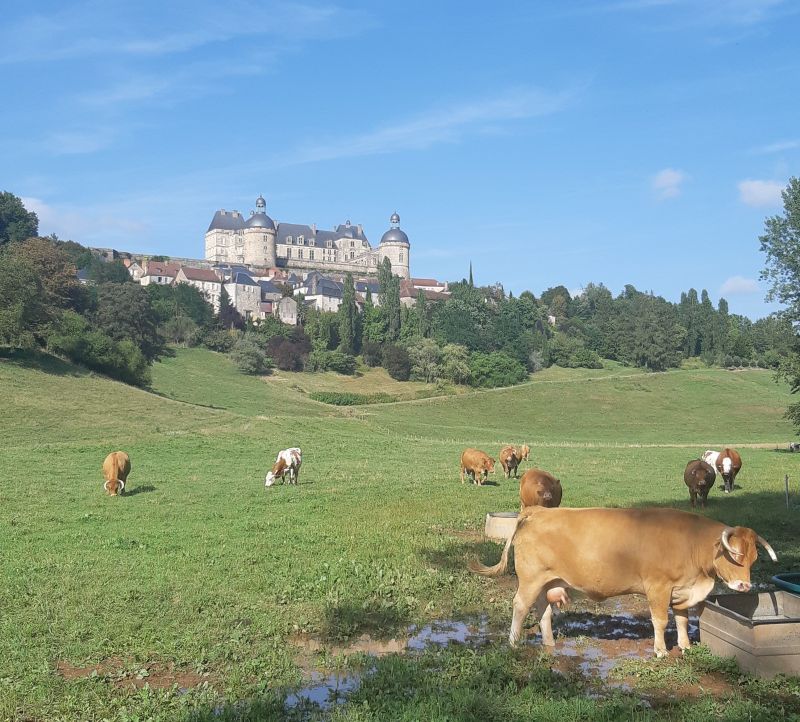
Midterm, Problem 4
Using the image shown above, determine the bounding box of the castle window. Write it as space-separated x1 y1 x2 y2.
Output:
298 249 304 259
350 251 355 260
286 248 292 259
350 241 354 248
286 236 293 244
309 239 315 247
298 235 304 245
309 250 315 260
400 252 404 262
326 240 332 248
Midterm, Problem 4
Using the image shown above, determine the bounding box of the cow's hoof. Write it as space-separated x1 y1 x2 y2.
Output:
654 649 668 659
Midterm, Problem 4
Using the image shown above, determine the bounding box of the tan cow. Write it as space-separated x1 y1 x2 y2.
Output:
470 506 777 657
499 446 520 479
460 448 495 485
102 451 131 496
519 468 562 509
515 444 530 462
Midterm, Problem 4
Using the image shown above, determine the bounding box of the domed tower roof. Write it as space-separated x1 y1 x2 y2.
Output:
246 194 275 230
380 211 409 245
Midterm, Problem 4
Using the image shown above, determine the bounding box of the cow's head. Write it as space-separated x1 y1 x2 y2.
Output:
714 526 777 592
264 471 277 487
485 457 496 473
104 479 123 496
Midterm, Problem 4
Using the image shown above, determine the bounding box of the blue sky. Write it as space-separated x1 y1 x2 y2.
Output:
1 0 798 319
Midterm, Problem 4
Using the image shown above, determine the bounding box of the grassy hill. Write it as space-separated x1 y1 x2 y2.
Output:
1 348 798 721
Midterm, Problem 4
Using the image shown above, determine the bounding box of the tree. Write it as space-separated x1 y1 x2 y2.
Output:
759 177 800 430
378 257 401 342
93 283 165 361
407 337 442 382
382 344 411 381
338 273 359 354
0 252 45 347
441 343 471 384
414 291 430 338
218 286 243 330
0 192 38 247
88 258 131 284
230 337 273 375
469 351 528 388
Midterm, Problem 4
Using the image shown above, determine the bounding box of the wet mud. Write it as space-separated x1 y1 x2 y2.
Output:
56 658 213 691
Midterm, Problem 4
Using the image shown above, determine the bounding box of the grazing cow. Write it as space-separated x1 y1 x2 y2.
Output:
684 459 716 508
702 448 742 493
519 468 562 509
460 448 495 485
515 444 530 462
470 506 777 657
265 448 302 487
790 442 800 453
102 451 130 496
499 446 520 479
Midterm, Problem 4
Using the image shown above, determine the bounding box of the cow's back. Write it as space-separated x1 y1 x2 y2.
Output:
103 451 130 482
513 507 722 598
461 448 488 470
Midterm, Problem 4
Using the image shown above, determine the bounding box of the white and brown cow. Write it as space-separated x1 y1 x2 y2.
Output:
470 506 777 657
702 448 742 493
102 451 131 496
265 448 302 487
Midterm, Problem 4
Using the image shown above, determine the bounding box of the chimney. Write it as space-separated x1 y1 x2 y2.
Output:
311 223 316 234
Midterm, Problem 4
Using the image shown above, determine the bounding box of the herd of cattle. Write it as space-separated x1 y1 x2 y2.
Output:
99 440 775 659
460 442 776 657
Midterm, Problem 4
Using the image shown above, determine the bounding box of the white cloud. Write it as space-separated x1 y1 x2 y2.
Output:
720 276 760 295
21 196 147 242
279 86 574 166
752 139 800 154
651 168 687 199
737 179 784 207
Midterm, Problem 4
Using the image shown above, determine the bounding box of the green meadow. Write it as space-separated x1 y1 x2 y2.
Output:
1 348 799 721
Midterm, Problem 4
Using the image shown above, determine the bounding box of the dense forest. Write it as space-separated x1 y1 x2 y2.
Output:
0 188 797 395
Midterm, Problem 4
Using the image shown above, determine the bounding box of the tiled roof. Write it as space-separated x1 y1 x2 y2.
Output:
179 267 220 283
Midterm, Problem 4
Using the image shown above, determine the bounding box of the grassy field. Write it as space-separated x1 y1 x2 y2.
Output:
1 347 799 721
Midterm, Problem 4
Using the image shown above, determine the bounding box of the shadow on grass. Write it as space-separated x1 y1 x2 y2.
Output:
319 600 412 641
0 348 89 377
419 537 501 573
126 484 156 496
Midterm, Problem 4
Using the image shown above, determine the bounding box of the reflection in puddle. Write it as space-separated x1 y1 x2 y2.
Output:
285 670 361 711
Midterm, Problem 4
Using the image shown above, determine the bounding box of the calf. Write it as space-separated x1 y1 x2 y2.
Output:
460 448 495 485
519 468 562 509
684 459 716 508
102 451 131 496
499 446 520 479
265 448 302 487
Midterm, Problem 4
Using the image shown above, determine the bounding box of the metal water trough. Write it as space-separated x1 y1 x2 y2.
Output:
484 512 518 541
699 590 800 678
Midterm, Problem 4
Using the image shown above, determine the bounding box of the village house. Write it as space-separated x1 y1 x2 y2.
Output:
224 272 261 320
175 266 223 311
140 261 181 286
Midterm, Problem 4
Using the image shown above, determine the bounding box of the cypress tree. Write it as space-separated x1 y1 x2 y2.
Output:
338 273 357 354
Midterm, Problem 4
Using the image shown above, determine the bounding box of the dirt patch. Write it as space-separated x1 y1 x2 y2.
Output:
56 658 214 691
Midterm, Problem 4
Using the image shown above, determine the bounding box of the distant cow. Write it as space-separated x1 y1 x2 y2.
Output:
102 451 131 496
265 448 302 487
499 446 520 479
470 506 778 657
515 444 530 462
519 468 562 509
684 459 716 508
789 442 800 453
702 448 742 493
460 448 495 485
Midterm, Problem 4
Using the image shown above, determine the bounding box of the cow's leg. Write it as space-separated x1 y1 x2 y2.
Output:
645 587 671 658
689 490 696 508
673 607 691 652
509 581 544 647
533 591 556 647
460 466 465 484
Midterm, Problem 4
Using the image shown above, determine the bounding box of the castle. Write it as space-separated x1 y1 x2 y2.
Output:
204 195 410 279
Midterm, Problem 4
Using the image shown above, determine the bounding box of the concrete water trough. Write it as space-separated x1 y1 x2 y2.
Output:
699 590 800 678
484 512 518 541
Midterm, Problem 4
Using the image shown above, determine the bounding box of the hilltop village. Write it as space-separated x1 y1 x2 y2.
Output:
91 195 450 325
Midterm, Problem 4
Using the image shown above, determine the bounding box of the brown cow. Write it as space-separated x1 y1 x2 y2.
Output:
460 448 495 485
519 468 562 509
684 459 716 508
470 506 777 657
516 444 530 462
499 446 520 479
702 448 742 494
102 451 131 496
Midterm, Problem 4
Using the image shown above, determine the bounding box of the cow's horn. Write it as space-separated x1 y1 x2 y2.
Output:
756 535 778 562
720 528 743 558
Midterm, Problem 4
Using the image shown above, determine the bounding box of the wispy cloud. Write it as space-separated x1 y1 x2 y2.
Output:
0 2 369 64
651 168 687 199
41 129 117 155
720 276 760 295
738 179 784 207
751 139 800 154
597 0 791 26
279 86 575 166
21 196 147 241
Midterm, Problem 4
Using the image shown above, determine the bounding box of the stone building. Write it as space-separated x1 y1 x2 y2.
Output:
204 196 410 279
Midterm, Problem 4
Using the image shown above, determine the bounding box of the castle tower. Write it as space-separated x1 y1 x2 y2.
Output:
243 194 277 267
378 211 410 279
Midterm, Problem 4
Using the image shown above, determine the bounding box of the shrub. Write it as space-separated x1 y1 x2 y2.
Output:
306 349 357 375
441 343 472 385
407 337 442 383
266 334 310 371
382 344 411 381
230 337 273 375
469 351 528 388
361 341 383 367
309 391 396 405
568 348 603 369
201 328 237 352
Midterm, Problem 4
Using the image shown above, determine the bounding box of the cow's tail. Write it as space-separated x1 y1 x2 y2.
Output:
468 511 530 577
